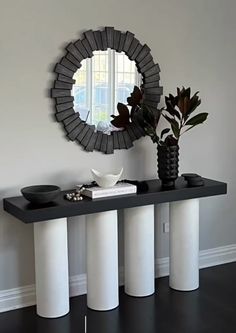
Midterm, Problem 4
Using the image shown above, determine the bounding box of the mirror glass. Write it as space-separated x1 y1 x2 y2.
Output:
71 50 141 129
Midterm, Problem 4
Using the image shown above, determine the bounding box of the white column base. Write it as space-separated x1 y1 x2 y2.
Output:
169 199 199 291
86 210 119 311
34 218 69 318
124 205 155 297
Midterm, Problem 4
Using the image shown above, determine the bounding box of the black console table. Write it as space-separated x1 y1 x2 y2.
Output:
3 177 227 318
4 177 226 223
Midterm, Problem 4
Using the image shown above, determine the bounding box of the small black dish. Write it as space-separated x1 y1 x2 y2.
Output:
181 173 204 187
181 173 199 179
21 185 61 205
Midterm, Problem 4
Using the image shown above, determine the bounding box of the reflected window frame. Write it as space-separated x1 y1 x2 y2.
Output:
71 50 141 126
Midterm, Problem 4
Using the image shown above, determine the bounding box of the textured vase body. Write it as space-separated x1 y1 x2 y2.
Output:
157 145 179 189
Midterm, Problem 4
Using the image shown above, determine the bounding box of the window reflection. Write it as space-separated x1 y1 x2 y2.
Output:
71 50 141 127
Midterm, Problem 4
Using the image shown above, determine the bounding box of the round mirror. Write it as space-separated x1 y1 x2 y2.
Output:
52 27 163 153
71 50 141 130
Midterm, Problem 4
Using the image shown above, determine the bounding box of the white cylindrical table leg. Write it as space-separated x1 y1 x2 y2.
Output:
86 210 118 311
34 218 69 318
124 205 155 297
169 199 199 291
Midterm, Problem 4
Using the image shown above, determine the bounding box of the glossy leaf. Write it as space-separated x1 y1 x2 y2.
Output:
165 99 181 119
183 96 189 114
177 94 185 114
163 114 179 129
160 128 170 139
163 114 180 138
144 125 159 143
169 94 178 106
185 87 191 98
185 93 201 119
185 112 208 126
171 123 180 138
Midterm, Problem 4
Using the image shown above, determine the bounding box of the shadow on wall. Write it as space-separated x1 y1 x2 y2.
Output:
155 203 169 260
67 216 86 277
0 206 35 289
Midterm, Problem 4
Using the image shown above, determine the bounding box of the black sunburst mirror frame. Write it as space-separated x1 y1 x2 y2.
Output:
51 27 163 154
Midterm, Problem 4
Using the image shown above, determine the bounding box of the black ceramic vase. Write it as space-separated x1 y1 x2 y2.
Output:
157 145 179 189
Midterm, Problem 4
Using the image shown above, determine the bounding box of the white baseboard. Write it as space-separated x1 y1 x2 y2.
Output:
0 284 36 313
69 274 87 298
1 244 236 313
155 244 236 279
199 244 236 268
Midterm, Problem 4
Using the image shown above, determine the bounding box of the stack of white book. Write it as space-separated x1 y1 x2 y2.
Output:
82 182 137 199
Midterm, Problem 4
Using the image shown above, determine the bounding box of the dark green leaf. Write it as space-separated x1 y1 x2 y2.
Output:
144 125 159 143
171 123 180 139
163 114 180 139
166 87 202 123
160 128 170 139
165 100 181 119
185 112 208 126
185 94 201 119
177 94 185 114
169 94 177 106
163 114 179 129
183 96 189 114
185 87 191 98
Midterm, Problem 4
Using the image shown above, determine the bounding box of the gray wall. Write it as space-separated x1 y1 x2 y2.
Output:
0 0 235 291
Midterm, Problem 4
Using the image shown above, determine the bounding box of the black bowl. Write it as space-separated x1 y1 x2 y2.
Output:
21 185 61 205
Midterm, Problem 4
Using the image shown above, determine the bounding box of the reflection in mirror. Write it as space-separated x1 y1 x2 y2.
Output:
71 50 141 131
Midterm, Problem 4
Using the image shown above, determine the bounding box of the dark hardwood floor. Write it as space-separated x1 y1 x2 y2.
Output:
0 263 236 333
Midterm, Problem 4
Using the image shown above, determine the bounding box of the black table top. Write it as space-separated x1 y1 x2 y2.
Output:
3 177 227 223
